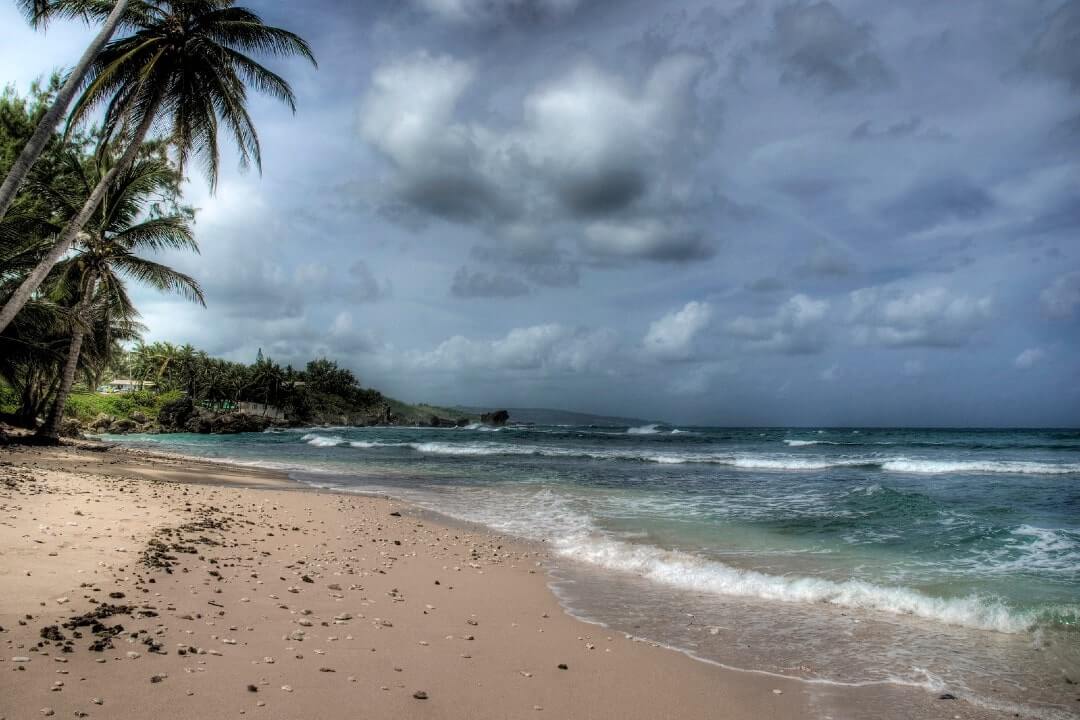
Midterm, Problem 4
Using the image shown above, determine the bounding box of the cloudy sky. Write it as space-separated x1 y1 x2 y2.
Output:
3 0 1079 426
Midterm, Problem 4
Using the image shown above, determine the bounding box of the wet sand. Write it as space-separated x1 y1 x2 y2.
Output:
0 444 999 719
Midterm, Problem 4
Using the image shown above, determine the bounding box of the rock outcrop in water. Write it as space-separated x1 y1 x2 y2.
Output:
481 410 510 426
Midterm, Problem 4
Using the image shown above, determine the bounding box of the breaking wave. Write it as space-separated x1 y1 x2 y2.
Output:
407 488 1063 635
298 435 1080 475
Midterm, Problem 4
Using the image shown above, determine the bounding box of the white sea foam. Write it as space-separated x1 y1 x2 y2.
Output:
627 424 662 434
557 535 1030 633
730 457 868 470
413 487 1037 634
312 438 1080 475
969 525 1080 576
302 433 344 447
461 423 501 431
880 459 1080 475
784 439 821 446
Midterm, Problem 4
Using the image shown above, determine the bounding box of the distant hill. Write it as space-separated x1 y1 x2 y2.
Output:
455 407 659 427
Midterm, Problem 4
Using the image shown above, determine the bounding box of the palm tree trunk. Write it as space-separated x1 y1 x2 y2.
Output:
40 271 98 441
0 90 159 335
0 0 130 221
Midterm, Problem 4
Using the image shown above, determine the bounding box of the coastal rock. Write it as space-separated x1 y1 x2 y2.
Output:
211 412 272 434
88 413 115 432
158 396 195 430
110 418 137 434
183 408 215 434
59 418 84 438
480 410 510 426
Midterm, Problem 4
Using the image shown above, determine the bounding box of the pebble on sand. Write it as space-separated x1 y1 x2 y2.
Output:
413 690 428 700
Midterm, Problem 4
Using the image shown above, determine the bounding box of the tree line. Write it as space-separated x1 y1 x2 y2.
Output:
0 0 316 441
112 342 386 422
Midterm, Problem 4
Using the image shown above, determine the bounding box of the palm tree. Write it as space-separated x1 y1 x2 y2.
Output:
34 148 204 440
0 0 133 221
0 0 316 333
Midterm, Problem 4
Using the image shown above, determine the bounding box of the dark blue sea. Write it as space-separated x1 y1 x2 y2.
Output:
105 424 1080 718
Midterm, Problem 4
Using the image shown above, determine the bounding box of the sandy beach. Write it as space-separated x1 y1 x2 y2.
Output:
0 444 1004 719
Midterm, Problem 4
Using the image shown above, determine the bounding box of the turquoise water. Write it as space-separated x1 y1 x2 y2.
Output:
106 424 1080 717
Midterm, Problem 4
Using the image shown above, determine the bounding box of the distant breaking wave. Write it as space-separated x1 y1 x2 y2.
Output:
298 435 1080 475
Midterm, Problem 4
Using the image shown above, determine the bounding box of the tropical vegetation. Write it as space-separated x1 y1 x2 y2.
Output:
0 0 316 442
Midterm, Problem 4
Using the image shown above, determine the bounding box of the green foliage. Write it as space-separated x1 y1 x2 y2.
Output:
69 0 317 190
63 388 183 422
0 382 17 414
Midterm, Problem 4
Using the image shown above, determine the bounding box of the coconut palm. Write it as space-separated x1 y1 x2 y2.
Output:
34 148 203 440
0 0 133 221
0 0 316 333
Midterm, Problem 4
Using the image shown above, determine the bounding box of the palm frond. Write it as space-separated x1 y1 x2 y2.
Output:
111 254 205 305
110 214 198 253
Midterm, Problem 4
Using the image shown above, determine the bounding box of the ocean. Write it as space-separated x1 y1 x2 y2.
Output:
103 424 1080 718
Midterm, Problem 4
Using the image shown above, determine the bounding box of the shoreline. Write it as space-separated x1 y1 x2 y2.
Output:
0 443 1005 718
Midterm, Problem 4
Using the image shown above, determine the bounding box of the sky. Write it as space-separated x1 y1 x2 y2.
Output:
2 0 1079 426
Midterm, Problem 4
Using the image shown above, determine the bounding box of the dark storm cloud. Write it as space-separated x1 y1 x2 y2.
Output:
1022 1 1080 91
746 277 786 294
850 116 953 142
770 1 895 94
523 261 580 288
347 261 392 303
450 266 531 298
880 175 997 233
357 49 719 266
797 242 855 278
556 166 648 217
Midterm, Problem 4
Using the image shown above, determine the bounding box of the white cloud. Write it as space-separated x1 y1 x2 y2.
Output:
848 286 993 348
729 294 831 354
643 301 713 360
1040 272 1080 319
412 0 581 24
407 323 617 373
1014 347 1045 369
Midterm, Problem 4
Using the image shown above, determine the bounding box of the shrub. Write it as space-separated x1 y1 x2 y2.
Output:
64 389 185 422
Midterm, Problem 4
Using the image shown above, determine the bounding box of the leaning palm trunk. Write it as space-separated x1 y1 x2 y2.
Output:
40 271 98 441
0 0 130 222
0 91 159 335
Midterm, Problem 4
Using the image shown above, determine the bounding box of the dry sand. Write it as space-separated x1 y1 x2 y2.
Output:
0 444 999 719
